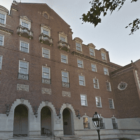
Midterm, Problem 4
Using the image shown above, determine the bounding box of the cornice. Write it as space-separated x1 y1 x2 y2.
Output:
71 51 119 69
110 63 135 78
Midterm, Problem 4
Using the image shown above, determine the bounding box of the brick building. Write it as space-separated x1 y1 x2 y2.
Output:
0 1 140 139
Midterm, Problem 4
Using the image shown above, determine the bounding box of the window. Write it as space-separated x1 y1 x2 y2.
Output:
0 13 6 25
61 71 70 88
104 68 109 75
0 35 4 46
76 42 82 52
62 71 69 83
89 48 95 57
91 64 97 72
20 41 29 53
42 66 51 84
109 99 115 109
42 66 50 79
20 19 30 29
106 82 112 91
61 54 68 63
80 95 87 106
22 21 29 29
95 96 102 108
79 75 85 86
93 78 99 89
19 61 29 74
62 71 69 88
41 27 50 37
60 36 66 42
0 56 3 70
18 60 29 80
42 48 50 59
43 29 49 36
77 59 83 68
101 52 107 61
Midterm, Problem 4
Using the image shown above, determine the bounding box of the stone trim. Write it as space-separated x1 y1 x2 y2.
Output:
0 26 13 34
72 51 119 69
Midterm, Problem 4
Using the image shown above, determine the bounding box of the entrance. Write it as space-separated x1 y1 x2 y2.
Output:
63 108 72 135
13 105 28 137
41 107 52 135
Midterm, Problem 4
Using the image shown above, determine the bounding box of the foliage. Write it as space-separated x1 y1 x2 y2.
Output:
81 0 140 35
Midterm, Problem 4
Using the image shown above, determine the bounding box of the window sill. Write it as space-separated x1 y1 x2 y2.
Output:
78 67 84 69
79 85 86 87
90 55 96 58
42 57 50 59
94 88 100 89
96 106 102 108
0 23 6 27
61 62 68 64
20 50 29 54
104 74 109 76
76 50 83 54
91 70 97 73
102 59 108 63
81 105 88 107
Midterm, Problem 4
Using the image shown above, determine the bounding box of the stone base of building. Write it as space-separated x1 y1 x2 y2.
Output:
0 100 140 140
0 130 140 140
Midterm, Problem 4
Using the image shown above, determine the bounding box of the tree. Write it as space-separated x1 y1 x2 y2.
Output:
81 0 140 35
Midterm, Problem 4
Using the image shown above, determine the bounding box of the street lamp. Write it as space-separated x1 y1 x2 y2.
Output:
92 112 101 140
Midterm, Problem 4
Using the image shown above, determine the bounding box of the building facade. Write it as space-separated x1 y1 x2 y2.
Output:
0 1 140 139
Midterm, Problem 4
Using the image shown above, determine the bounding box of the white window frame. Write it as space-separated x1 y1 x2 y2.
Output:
104 67 109 75
41 27 50 37
0 11 6 25
76 42 82 52
95 96 102 108
80 94 88 106
61 54 68 64
19 60 29 74
20 19 31 29
101 52 107 61
106 81 112 91
0 34 4 46
108 99 115 109
20 41 29 53
77 59 84 68
59 34 67 43
91 64 97 72
0 55 3 70
42 48 50 59
42 66 50 79
61 71 69 83
79 75 85 86
89 47 95 57
93 78 99 89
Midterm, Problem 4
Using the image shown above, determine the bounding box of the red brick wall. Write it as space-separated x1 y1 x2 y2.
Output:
0 3 127 119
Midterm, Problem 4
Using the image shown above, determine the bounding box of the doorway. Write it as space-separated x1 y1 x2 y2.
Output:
63 108 73 135
41 106 52 135
13 105 28 137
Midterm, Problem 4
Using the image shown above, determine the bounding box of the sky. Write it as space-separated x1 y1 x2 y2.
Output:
1 0 140 66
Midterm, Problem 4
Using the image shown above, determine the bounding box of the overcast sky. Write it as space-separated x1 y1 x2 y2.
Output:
1 0 140 66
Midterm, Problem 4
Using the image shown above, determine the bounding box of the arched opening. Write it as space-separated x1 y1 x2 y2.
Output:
41 106 52 135
63 108 73 135
13 105 28 137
